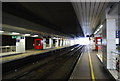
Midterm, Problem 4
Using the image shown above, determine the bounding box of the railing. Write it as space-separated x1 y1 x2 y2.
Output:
111 51 120 80
0 46 16 53
111 51 120 55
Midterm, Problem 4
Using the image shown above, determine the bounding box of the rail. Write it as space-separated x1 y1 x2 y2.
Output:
3 45 84 79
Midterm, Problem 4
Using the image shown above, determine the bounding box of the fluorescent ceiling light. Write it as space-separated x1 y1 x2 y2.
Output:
97 29 100 32
99 25 103 29
34 35 38 37
24 34 30 36
0 31 4 33
94 31 97 34
94 25 103 35
53 37 57 39
12 32 20 35
32 35 38 37
6 46 10 47
58 38 61 39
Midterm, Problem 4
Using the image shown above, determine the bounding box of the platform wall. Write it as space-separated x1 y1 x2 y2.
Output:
2 35 16 46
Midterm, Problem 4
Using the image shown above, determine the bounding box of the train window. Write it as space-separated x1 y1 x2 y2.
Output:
36 40 40 46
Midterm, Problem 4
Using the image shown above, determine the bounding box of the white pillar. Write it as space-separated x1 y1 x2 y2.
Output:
43 38 46 49
49 38 53 48
55 39 59 47
60 39 62 47
102 9 117 69
63 39 67 46
16 36 25 53
106 19 116 69
64 40 66 46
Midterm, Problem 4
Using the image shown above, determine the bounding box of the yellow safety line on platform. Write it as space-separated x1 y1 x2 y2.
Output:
88 52 96 81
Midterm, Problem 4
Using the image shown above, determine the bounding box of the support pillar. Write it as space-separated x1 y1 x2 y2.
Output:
55 39 59 47
49 38 53 48
102 9 117 69
16 36 25 53
60 39 62 47
43 38 46 49
106 19 116 69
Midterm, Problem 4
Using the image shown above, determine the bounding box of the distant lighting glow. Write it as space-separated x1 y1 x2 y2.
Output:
58 38 61 39
53 37 61 39
116 38 119 44
5 46 10 47
32 35 38 37
12 32 20 35
0 31 4 33
77 37 90 45
53 37 57 39
99 25 103 29
96 29 100 32
94 31 97 34
24 34 31 36
94 24 103 35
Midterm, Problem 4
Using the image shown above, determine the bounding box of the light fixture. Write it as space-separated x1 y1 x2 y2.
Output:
99 25 103 29
12 32 20 35
53 37 57 39
32 35 38 37
24 34 31 36
96 28 100 32
6 46 10 47
58 38 61 39
94 31 97 35
94 24 103 35
0 31 4 33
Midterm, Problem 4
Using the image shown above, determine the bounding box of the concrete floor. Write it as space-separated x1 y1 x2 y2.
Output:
70 45 115 81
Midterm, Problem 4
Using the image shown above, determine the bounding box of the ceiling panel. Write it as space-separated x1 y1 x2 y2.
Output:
91 2 99 28
93 2 104 28
72 2 109 36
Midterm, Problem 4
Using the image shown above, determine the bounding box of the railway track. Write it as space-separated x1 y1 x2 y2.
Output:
3 45 84 80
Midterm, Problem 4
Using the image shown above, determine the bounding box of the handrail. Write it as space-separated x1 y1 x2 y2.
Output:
0 46 16 48
0 46 16 53
111 51 120 55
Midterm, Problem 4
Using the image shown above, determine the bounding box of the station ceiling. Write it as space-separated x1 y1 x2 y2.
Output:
73 2 108 35
2 2 84 38
2 2 117 38
73 2 118 35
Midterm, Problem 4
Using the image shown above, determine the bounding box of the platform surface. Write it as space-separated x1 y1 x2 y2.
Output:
70 45 116 81
1 46 68 63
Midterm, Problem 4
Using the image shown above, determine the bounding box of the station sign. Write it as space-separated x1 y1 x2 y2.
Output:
12 36 17 39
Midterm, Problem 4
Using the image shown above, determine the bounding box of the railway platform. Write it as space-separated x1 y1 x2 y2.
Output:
1 1 120 81
1 46 68 63
70 45 116 81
